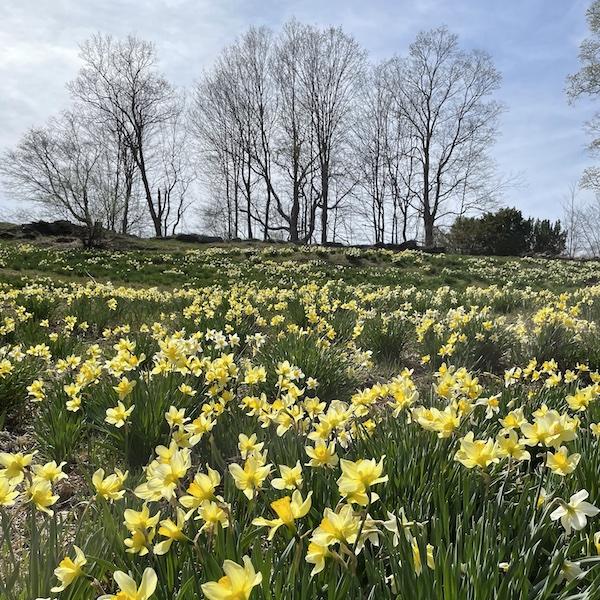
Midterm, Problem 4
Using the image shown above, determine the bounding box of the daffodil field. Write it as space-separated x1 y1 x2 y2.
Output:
2 242 600 599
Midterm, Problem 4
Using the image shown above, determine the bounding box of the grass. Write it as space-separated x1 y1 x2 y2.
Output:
0 242 599 599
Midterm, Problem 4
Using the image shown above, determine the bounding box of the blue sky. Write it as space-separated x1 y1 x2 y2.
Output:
0 0 597 222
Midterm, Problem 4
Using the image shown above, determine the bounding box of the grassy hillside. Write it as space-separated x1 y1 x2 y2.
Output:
0 239 598 290
0 241 600 599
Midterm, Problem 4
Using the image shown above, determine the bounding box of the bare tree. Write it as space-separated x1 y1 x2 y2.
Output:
69 34 182 236
388 27 502 247
353 63 389 243
577 170 600 256
561 181 582 257
297 25 366 244
81 109 143 235
154 95 195 236
567 0 600 148
269 20 319 242
191 66 242 239
0 111 105 245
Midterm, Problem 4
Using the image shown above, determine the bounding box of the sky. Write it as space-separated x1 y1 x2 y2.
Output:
0 0 597 224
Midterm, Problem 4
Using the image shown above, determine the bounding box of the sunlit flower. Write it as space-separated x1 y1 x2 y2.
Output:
550 490 599 534
271 461 303 490
454 432 500 470
252 490 312 539
154 508 188 555
92 468 128 502
337 457 388 505
229 455 272 500
546 446 580 476
99 567 157 600
0 477 19 507
305 441 339 469
51 545 86 592
25 478 59 515
0 451 36 484
201 556 262 600
105 401 134 428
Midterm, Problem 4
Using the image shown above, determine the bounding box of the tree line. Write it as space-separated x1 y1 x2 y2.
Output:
0 22 506 247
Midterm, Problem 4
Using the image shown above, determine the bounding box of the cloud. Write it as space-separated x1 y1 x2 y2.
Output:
0 0 597 221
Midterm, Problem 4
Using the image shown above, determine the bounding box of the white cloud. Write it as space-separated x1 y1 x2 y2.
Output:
0 0 597 222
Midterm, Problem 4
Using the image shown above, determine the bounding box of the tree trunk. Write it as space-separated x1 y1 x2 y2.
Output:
424 212 435 247
320 164 329 244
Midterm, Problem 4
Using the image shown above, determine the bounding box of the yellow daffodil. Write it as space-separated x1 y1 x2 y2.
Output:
105 401 134 428
154 508 188 555
306 541 330 576
123 504 160 556
0 451 36 484
0 477 19 507
32 460 67 483
252 490 312 539
311 504 361 548
238 433 264 460
201 556 262 600
99 567 157 600
454 432 500 470
546 446 581 476
92 468 128 502
271 461 303 490
179 465 222 512
228 455 272 500
113 377 136 400
337 457 388 505
25 478 59 515
165 405 189 428
197 499 230 532
51 545 86 592
305 441 339 469
496 430 531 461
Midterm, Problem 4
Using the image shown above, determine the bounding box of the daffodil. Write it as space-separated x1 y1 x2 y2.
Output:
0 476 19 506
383 508 421 546
99 567 157 600
105 401 134 428
25 478 59 515
228 455 272 500
559 559 585 583
336 456 388 506
92 468 128 502
165 405 189 428
179 465 221 511
32 461 68 483
305 440 339 468
454 432 500 469
496 430 530 461
154 508 188 555
311 504 361 548
306 542 330 576
252 490 312 539
411 538 435 575
113 376 136 400
135 446 191 501
0 451 36 484
197 500 230 532
51 545 86 592
271 461 303 490
123 504 160 556
238 433 264 460
201 556 262 600
546 446 580 476
550 490 599 534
